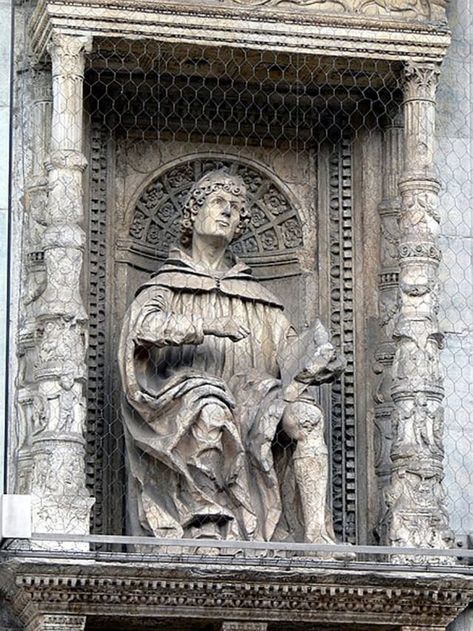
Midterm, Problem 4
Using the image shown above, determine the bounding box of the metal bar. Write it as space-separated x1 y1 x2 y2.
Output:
28 532 473 558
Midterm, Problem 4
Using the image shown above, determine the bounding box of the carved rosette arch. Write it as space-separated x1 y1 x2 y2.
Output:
126 155 304 263
386 62 453 561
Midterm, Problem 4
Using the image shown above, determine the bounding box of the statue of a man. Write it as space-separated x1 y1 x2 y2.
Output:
119 170 344 544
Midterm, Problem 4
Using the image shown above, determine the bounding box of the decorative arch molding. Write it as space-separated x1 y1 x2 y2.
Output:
119 154 305 270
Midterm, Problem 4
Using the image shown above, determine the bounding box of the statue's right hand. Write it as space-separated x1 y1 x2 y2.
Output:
204 317 250 342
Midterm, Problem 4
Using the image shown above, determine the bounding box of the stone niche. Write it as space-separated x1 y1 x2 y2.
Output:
83 44 380 545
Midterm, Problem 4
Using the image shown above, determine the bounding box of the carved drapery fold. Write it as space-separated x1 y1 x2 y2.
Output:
386 62 453 561
27 32 94 547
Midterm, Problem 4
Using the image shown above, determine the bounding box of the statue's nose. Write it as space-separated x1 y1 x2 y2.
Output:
222 203 231 217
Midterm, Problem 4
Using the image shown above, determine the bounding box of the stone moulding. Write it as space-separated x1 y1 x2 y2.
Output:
29 0 451 63
0 558 472 629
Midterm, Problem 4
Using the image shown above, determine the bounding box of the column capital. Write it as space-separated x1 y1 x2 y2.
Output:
47 32 92 78
403 61 441 102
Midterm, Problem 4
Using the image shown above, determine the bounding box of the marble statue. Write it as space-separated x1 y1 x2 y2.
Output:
119 170 345 544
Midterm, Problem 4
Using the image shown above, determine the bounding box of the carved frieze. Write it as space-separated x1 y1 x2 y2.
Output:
227 0 447 22
1 559 471 630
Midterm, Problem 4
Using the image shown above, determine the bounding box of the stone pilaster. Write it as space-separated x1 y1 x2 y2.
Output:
386 62 453 561
373 108 403 543
14 61 52 496
29 32 94 548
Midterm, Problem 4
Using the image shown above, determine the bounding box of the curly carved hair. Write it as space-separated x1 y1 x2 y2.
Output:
180 170 251 247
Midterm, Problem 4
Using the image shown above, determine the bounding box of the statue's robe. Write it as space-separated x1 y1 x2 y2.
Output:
119 247 300 541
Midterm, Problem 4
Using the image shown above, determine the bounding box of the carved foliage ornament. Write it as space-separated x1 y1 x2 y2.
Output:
404 62 441 101
47 33 92 80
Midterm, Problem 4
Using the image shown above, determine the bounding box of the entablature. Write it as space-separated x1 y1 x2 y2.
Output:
1 556 472 630
29 0 451 64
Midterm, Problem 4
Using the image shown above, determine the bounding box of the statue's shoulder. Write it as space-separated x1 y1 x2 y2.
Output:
135 248 285 309
135 249 214 297
221 263 285 309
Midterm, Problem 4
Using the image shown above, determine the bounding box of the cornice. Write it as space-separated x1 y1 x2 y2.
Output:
29 0 451 64
0 557 472 628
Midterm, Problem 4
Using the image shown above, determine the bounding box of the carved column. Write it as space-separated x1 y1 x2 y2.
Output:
14 61 52 495
386 62 452 560
25 615 86 631
374 109 403 543
29 33 94 548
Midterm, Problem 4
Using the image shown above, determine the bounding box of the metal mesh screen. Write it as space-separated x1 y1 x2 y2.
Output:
80 41 402 548
6 0 473 568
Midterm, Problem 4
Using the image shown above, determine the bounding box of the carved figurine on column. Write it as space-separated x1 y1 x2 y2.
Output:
119 170 345 545
20 32 94 548
386 61 453 561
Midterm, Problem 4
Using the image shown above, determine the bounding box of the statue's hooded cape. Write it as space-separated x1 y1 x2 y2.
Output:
119 248 301 542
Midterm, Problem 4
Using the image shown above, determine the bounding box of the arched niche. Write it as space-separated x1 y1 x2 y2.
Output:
86 139 362 547
116 154 310 329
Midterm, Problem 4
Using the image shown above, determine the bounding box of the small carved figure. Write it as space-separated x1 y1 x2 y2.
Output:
119 170 344 544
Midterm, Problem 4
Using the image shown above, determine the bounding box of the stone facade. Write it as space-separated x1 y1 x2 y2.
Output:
1 0 473 629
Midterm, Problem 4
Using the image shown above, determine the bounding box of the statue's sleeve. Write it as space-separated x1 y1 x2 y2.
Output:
132 286 205 348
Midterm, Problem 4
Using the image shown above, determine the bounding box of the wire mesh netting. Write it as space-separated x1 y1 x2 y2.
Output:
7 0 473 566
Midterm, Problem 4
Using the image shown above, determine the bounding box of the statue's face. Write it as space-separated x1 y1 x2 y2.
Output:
193 189 243 243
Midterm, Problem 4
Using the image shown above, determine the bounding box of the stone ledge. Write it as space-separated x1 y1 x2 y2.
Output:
0 555 472 629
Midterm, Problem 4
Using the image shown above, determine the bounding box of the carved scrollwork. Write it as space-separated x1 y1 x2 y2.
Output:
130 157 304 257
398 241 442 261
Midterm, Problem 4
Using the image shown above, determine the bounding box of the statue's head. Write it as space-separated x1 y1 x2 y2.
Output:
180 170 251 247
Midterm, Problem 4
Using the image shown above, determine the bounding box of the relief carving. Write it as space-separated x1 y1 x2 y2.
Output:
130 158 304 259
385 62 452 561
228 0 447 20
386 464 452 553
119 169 344 546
